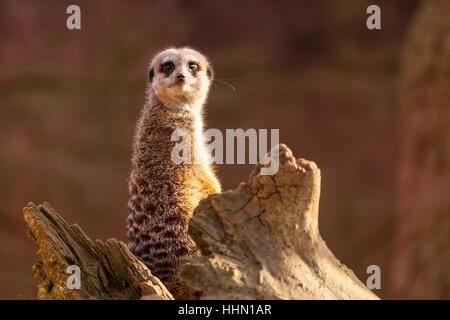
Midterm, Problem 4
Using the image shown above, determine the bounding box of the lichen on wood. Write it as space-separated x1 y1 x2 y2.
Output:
24 202 173 300
24 144 378 300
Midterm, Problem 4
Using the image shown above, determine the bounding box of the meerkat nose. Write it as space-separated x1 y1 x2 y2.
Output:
177 73 185 81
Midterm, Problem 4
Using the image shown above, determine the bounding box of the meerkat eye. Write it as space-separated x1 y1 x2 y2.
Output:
188 62 198 71
162 62 174 73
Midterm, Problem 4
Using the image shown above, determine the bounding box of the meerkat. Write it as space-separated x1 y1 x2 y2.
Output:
126 47 221 299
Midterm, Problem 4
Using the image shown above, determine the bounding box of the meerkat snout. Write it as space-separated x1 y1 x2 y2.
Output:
176 73 185 82
148 47 214 108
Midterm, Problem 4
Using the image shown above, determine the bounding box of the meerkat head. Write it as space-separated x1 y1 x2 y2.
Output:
148 47 214 110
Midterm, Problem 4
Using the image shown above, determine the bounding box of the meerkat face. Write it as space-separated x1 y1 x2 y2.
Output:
149 48 214 109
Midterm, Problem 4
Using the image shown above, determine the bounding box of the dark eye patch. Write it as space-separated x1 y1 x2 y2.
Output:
159 61 175 76
188 61 200 76
188 62 198 72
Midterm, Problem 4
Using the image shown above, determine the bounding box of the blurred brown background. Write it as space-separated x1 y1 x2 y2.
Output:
1 0 449 300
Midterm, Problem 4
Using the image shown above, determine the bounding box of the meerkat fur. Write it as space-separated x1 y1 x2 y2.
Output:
126 47 221 299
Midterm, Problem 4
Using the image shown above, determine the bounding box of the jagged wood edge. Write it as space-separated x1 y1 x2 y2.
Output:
181 144 379 300
23 202 173 300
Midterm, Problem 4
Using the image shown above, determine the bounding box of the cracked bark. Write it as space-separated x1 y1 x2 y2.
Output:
181 144 378 299
23 202 173 300
24 144 378 300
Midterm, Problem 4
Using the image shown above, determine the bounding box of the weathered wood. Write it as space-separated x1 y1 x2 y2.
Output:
24 144 378 300
181 144 379 299
23 202 173 300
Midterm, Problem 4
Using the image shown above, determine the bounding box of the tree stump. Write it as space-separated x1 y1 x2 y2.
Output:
181 144 378 299
23 202 173 300
24 144 378 300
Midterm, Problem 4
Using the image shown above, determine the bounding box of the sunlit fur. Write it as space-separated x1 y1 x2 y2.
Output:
150 47 213 113
126 48 221 300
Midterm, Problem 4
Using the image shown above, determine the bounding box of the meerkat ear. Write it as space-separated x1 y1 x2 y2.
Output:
206 66 214 81
149 68 155 82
